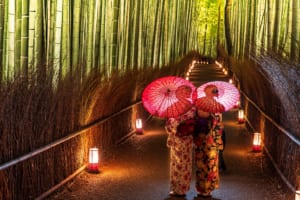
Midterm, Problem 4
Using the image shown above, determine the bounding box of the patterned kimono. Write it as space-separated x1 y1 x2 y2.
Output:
165 107 196 195
194 113 223 195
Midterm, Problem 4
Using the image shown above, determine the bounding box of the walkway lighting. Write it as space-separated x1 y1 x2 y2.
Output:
296 190 300 200
87 147 100 173
135 118 143 134
223 68 228 75
238 109 245 123
234 100 240 108
252 132 262 152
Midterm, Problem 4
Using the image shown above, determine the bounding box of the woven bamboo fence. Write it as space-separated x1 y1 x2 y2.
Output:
0 51 201 200
224 55 300 194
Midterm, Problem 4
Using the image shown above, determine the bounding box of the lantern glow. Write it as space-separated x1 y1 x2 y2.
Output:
238 109 245 123
88 147 100 173
296 190 300 200
136 118 143 134
252 132 262 152
235 100 240 108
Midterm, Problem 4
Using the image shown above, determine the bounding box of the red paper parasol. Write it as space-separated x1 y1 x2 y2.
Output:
195 81 240 113
142 76 195 118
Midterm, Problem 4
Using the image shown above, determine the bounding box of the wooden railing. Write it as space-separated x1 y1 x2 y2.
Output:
0 101 144 199
241 91 299 193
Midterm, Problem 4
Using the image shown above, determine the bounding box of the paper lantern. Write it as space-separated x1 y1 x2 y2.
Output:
235 100 240 108
238 109 245 123
87 147 100 173
135 118 143 134
296 190 300 200
252 132 262 152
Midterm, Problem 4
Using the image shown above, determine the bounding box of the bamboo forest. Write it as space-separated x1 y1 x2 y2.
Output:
0 0 214 83
1 0 299 82
0 0 299 199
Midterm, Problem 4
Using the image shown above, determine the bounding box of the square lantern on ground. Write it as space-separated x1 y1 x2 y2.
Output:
252 132 262 152
135 118 143 134
238 109 245 123
296 190 300 200
234 100 240 109
87 147 100 173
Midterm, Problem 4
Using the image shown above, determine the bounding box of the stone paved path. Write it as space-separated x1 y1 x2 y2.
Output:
47 62 294 200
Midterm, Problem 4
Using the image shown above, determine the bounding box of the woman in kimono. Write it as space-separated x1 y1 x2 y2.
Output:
193 109 224 198
164 85 196 197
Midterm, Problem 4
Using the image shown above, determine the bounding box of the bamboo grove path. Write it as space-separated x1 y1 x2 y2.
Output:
47 62 293 200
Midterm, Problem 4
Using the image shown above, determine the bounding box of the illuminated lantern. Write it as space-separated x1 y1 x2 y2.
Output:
235 100 240 108
88 147 100 173
296 190 300 200
136 118 143 134
238 109 245 123
252 132 262 152
229 78 233 84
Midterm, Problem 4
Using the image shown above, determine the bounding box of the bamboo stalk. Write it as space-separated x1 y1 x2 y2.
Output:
61 0 70 77
86 0 96 74
20 0 29 77
0 0 3 68
15 0 22 74
71 0 81 69
52 0 63 87
28 0 37 72
7 0 16 79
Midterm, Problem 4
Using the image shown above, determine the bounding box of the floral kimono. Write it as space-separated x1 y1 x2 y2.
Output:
165 107 196 195
194 113 223 196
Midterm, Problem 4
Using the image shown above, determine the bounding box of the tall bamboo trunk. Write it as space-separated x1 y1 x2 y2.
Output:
61 0 70 77
224 0 233 55
86 0 96 74
112 0 120 70
15 0 22 75
132 0 140 69
52 0 63 87
72 0 81 71
290 0 298 61
272 0 280 52
20 0 29 78
0 0 3 71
